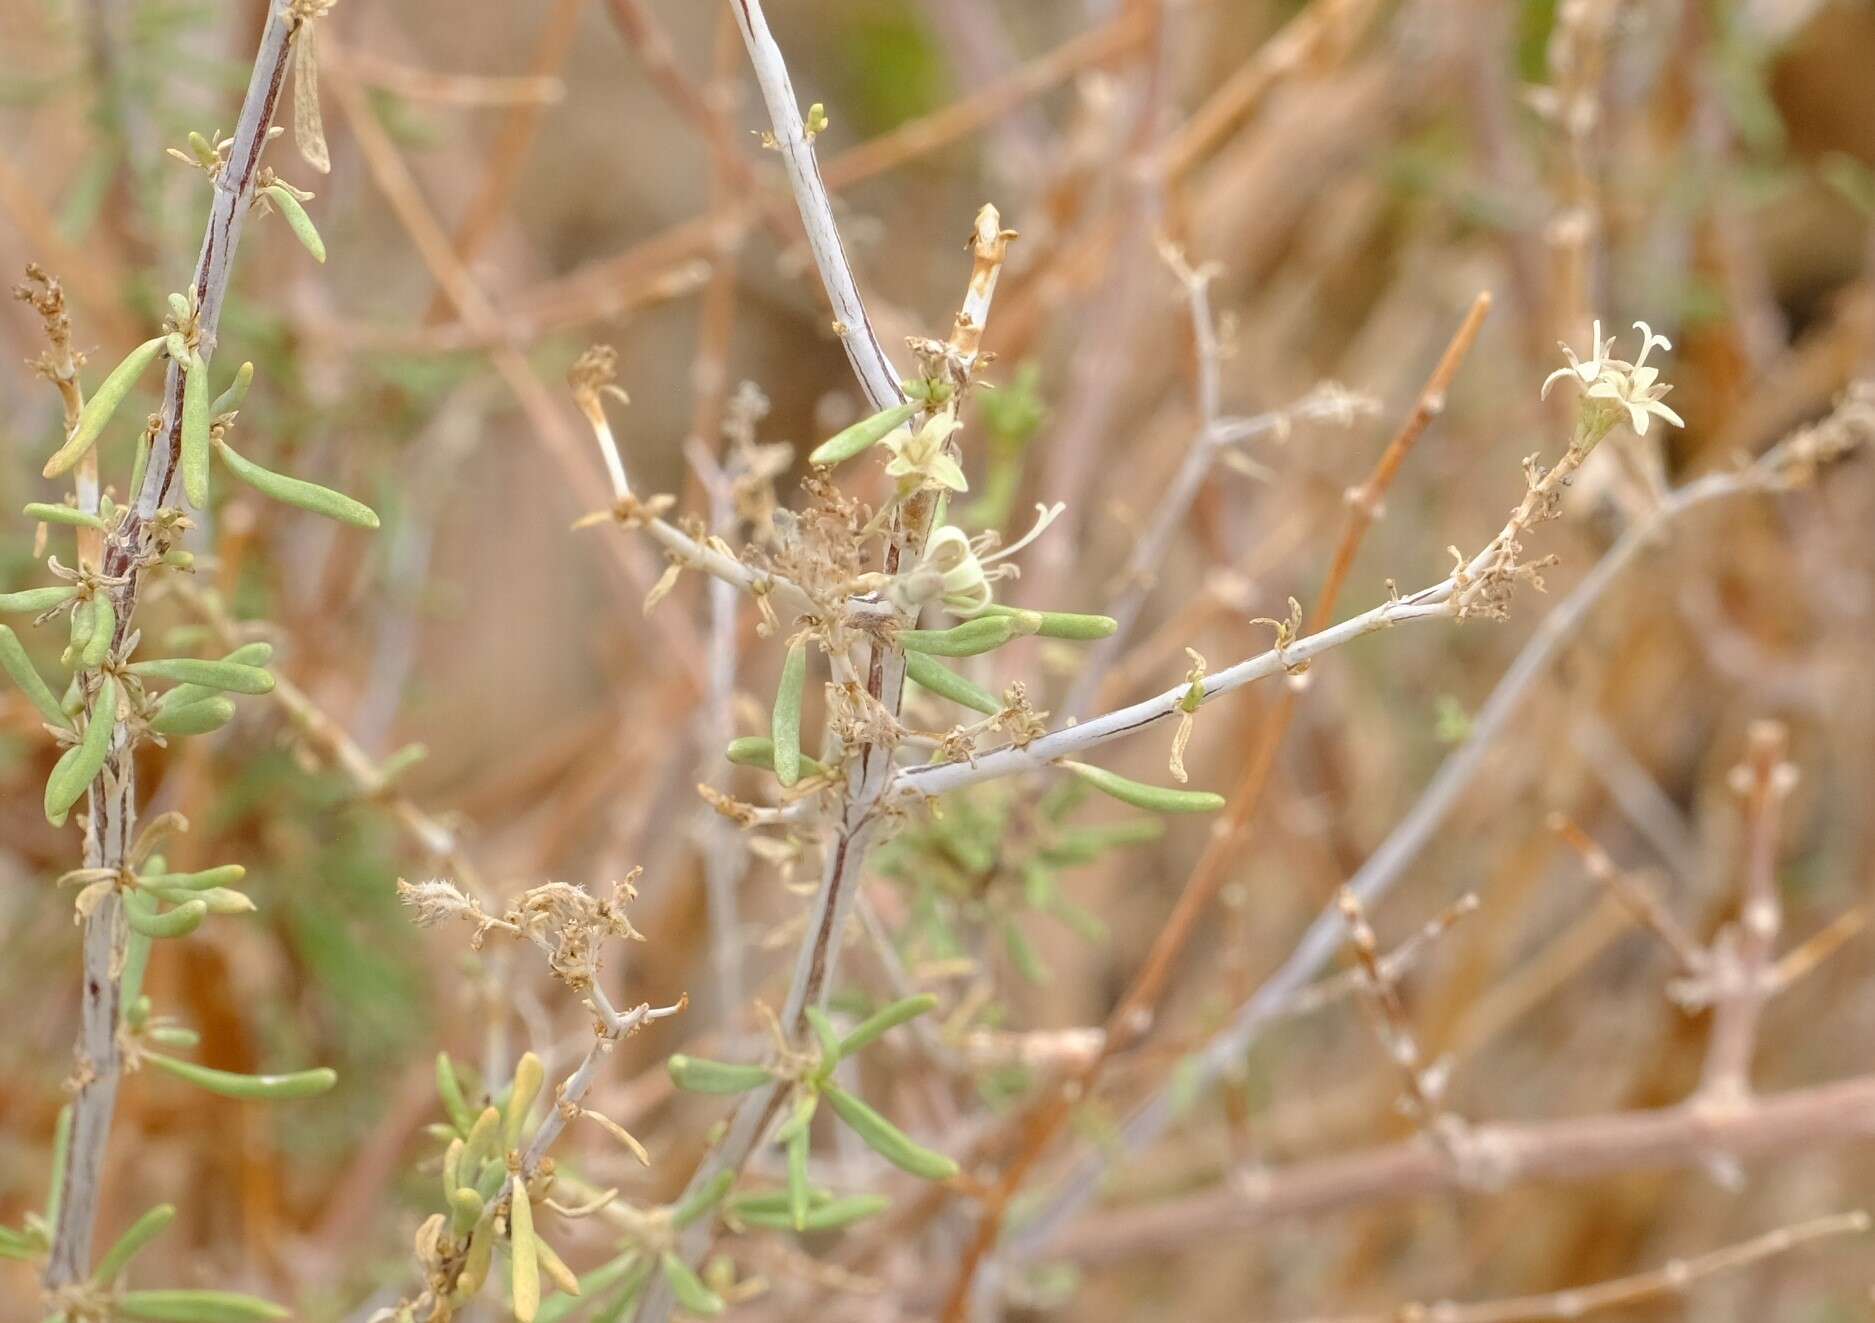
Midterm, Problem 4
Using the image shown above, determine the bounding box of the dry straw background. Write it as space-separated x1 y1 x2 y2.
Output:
2 0 1875 1320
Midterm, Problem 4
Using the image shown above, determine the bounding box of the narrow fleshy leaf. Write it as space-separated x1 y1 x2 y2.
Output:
460 1105 502 1186
116 1291 288 1322
807 401 919 466
535 1233 582 1298
211 360 254 415
22 502 106 530
129 657 274 694
666 1055 774 1095
820 1084 959 1181
144 1053 336 1100
137 864 245 891
897 616 1020 657
803 1007 841 1067
449 1186 484 1239
657 1251 724 1316
669 1170 734 1228
510 1180 541 1323
148 695 237 737
730 1193 889 1232
0 585 78 614
90 1203 176 1284
214 436 378 528
838 994 938 1058
1063 761 1226 814
724 736 827 779
80 594 115 669
45 675 117 826
181 350 211 509
974 603 1117 640
0 624 72 728
772 639 807 787
902 650 999 714
504 1051 544 1150
786 1126 810 1231
265 185 327 262
45 1104 73 1228
436 1051 476 1135
42 336 166 478
125 898 207 939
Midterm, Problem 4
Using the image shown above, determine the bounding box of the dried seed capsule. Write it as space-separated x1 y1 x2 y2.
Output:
821 1084 959 1181
807 401 919 466
129 657 274 694
116 1290 288 1322
182 350 212 509
45 675 117 827
22 502 106 530
724 736 827 779
666 1054 774 1095
510 1180 541 1323
902 650 999 715
670 1170 735 1228
125 899 207 939
974 603 1118 640
0 625 72 729
148 695 237 737
143 1053 337 1100
772 639 807 787
81 594 115 669
838 994 938 1058
264 185 326 263
658 1251 724 1316
212 360 255 415
0 585 78 614
42 336 166 478
213 436 379 528
897 615 1020 657
1063 761 1226 814
90 1203 176 1284
504 1051 544 1149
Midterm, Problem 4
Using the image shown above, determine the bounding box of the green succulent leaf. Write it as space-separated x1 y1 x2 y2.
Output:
143 1053 337 1101
42 336 166 479
213 436 379 528
1063 761 1225 814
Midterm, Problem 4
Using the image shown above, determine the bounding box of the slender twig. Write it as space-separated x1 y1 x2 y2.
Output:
1549 812 1708 975
1698 721 1795 1102
1256 1211 1870 1323
1004 388 1874 1265
727 0 904 411
1038 1078 1875 1262
942 292 1493 1314
46 7 301 1288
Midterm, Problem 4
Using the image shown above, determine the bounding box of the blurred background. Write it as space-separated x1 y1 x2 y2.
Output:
2 0 1874 1318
